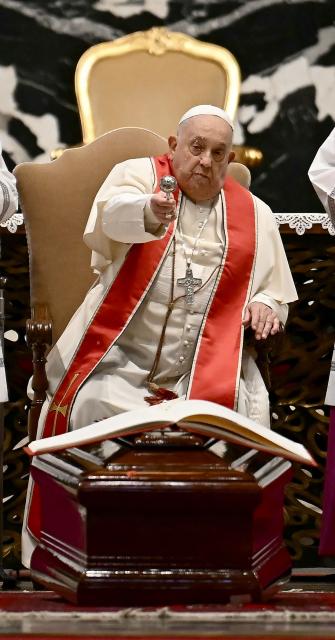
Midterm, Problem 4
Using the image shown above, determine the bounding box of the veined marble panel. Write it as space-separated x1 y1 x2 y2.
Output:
0 0 334 212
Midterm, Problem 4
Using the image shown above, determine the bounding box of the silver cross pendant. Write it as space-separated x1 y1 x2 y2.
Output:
177 266 202 305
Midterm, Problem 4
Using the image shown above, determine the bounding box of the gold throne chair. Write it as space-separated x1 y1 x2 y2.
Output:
55 28 262 167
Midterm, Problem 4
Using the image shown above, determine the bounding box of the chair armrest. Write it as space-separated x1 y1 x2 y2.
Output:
245 329 284 393
26 305 52 442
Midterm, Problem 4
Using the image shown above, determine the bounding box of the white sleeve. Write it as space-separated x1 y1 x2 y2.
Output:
0 143 18 223
249 196 298 326
84 157 167 252
102 191 164 243
308 127 335 222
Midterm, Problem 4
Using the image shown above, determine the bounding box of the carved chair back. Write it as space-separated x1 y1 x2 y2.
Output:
73 28 261 167
75 27 241 144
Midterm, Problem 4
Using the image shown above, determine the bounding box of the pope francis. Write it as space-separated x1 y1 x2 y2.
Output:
22 104 297 566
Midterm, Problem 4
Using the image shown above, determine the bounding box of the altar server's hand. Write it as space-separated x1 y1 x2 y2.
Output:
242 302 281 340
150 191 177 224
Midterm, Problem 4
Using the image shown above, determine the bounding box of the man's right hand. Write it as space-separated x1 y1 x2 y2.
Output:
150 191 177 224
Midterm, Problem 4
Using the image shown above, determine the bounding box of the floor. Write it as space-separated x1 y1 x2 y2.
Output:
0 570 335 638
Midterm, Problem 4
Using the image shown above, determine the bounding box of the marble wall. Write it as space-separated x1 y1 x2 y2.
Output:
0 0 334 213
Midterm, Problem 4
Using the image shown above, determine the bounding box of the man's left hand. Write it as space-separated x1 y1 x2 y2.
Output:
242 302 281 340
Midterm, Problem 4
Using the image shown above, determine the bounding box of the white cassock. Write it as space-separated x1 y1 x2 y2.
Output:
308 127 335 404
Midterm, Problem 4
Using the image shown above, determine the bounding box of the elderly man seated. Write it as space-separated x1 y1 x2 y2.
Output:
22 105 297 566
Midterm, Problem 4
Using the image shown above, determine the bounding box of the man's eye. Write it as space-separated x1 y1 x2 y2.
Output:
190 144 202 155
213 151 225 160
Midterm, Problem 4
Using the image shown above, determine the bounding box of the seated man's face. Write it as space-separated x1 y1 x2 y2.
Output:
168 115 235 202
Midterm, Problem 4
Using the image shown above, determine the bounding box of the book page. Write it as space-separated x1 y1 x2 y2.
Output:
24 398 315 466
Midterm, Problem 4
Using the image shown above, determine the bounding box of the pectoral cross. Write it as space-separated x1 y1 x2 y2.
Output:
177 265 202 305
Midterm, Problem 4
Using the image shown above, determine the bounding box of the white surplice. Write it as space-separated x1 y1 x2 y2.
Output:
0 142 18 223
308 127 335 404
0 143 17 403
22 157 297 567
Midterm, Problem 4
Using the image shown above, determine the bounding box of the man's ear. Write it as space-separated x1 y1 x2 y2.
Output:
168 136 177 156
228 150 235 164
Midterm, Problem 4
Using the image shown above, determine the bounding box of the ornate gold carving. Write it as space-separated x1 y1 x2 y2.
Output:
233 145 264 168
144 27 175 55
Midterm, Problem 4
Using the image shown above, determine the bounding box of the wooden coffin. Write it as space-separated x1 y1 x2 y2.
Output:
30 432 292 605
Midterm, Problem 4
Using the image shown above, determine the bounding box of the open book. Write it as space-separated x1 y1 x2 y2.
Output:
24 399 316 466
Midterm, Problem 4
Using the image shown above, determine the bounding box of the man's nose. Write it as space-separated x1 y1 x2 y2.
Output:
200 151 212 168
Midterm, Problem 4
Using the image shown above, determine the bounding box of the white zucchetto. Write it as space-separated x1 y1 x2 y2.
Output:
178 105 234 131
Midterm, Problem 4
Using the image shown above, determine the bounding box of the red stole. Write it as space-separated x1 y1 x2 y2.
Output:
27 154 256 540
